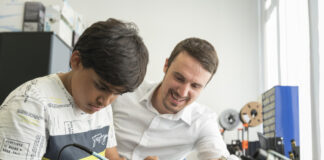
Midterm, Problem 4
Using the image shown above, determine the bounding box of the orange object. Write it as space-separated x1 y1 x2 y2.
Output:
243 123 249 128
242 140 249 149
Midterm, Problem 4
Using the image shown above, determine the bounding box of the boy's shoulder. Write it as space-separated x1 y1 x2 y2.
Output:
2 74 67 106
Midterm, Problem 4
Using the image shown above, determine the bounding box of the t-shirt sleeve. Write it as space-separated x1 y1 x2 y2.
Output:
106 106 117 148
195 112 230 160
0 94 47 159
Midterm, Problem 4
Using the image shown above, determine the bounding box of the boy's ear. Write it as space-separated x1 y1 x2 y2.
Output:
70 50 81 70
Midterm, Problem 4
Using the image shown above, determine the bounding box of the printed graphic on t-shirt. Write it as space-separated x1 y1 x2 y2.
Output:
30 135 45 160
0 138 30 158
43 126 109 160
17 109 44 127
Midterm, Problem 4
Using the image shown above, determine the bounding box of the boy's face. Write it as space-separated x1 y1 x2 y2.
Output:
70 51 124 114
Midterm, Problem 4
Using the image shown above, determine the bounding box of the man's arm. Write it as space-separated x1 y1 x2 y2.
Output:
105 147 126 160
144 156 159 160
105 147 160 160
195 113 231 160
196 113 240 160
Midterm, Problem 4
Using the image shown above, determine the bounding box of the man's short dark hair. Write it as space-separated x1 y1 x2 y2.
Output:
73 18 149 93
168 37 218 77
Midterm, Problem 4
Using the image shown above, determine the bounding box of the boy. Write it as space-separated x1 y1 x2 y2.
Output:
0 18 148 160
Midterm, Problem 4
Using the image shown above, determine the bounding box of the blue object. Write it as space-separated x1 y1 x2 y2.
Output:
93 152 108 160
262 86 299 157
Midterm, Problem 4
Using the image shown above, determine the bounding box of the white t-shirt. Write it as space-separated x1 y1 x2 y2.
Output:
0 74 116 160
112 81 230 160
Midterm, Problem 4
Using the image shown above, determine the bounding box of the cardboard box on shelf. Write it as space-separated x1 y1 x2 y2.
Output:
1 0 85 47
0 0 25 32
23 2 45 32
45 5 73 47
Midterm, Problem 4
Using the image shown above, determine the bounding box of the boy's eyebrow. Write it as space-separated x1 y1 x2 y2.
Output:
98 80 125 94
97 80 110 90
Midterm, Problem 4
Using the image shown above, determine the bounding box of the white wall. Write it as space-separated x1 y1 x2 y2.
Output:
67 0 261 158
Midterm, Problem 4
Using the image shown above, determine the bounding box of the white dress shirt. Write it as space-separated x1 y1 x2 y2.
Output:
112 81 230 160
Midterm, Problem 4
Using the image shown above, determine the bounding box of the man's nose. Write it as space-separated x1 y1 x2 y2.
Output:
177 83 190 97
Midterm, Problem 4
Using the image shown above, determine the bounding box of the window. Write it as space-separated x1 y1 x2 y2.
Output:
318 0 323 157
261 0 313 159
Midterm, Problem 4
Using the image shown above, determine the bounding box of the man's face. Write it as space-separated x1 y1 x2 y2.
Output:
154 51 212 114
70 52 124 114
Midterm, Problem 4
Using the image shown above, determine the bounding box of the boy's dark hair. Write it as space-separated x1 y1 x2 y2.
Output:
73 18 149 93
167 37 218 77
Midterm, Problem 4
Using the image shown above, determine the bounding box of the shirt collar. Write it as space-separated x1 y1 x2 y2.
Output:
139 83 160 104
173 103 193 125
139 83 193 125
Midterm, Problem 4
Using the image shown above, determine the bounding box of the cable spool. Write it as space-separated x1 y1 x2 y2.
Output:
240 101 262 127
219 109 240 130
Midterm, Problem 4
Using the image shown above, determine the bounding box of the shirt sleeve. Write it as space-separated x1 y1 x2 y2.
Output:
106 106 117 148
195 112 230 160
0 95 47 159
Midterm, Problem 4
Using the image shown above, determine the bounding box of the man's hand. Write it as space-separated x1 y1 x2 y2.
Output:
210 155 240 160
144 156 159 160
105 147 126 160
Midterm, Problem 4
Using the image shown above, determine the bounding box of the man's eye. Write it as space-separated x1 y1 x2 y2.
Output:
192 84 199 89
175 77 184 82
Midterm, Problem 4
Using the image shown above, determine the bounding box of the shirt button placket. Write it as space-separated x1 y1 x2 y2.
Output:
132 116 161 160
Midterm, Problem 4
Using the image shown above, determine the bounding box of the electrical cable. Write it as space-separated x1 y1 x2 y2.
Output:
57 143 107 160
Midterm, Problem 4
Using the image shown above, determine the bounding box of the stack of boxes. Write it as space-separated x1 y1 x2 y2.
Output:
0 0 25 32
23 2 45 32
0 0 85 47
262 86 300 157
45 1 85 47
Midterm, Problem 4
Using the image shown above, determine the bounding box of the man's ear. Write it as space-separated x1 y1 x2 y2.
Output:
70 50 81 70
163 58 169 73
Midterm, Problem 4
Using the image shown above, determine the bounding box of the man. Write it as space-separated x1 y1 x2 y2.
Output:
0 18 148 160
112 38 238 160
